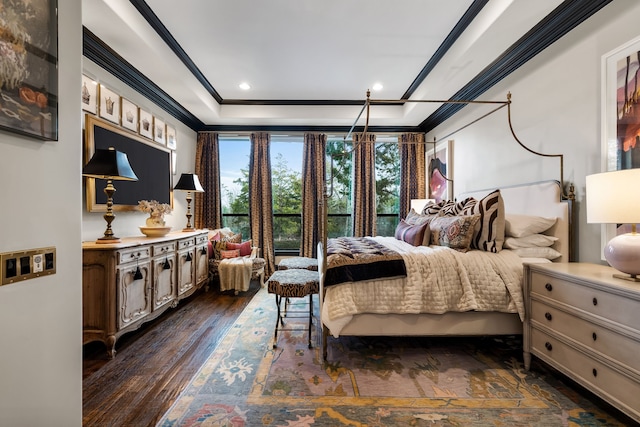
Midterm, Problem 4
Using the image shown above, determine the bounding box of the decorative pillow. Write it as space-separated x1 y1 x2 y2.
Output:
210 240 227 259
430 214 480 252
405 209 432 226
461 189 505 253
395 219 430 246
505 214 556 237
512 247 562 260
422 199 449 216
225 232 242 244
226 240 252 256
220 249 241 259
504 234 558 249
441 197 476 217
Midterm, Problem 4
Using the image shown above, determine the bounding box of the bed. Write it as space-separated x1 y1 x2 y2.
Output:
318 180 573 359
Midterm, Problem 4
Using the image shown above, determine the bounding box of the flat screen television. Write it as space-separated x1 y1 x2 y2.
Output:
84 114 173 212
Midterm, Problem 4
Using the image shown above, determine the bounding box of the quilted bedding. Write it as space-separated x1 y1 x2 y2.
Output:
322 236 524 337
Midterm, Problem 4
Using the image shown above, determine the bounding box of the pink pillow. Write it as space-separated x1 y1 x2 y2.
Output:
226 240 252 256
220 249 240 259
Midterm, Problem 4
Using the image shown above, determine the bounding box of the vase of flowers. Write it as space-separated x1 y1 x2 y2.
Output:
138 200 172 227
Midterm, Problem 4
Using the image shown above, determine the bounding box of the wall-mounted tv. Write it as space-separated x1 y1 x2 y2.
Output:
84 114 172 212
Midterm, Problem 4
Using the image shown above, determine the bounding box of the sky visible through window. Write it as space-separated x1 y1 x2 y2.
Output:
219 138 303 210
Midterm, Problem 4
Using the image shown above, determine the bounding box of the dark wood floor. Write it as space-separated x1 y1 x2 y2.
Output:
82 280 260 427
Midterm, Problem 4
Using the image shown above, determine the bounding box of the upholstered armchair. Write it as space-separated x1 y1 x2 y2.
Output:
207 228 265 291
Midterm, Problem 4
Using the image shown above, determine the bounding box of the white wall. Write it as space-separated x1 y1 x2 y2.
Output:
0 2 83 426
427 0 640 264
81 60 198 241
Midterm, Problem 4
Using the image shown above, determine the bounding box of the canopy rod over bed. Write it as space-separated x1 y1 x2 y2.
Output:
340 91 573 201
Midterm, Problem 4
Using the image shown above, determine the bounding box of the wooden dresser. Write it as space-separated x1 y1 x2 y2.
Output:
524 262 640 423
82 230 209 357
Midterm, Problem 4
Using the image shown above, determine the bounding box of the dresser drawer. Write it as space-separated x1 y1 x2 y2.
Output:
117 247 150 265
195 234 208 245
531 328 640 420
531 271 638 330
178 237 195 250
531 300 640 372
152 242 176 257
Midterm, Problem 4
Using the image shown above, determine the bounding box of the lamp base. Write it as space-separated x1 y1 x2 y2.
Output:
96 236 121 244
612 273 640 282
182 227 196 232
604 232 640 278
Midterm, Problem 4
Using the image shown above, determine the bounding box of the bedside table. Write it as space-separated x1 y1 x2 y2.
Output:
523 262 640 423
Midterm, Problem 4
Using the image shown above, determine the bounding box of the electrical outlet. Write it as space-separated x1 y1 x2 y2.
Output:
1 247 56 286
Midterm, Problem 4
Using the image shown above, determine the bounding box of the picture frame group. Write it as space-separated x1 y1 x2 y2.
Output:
82 74 177 151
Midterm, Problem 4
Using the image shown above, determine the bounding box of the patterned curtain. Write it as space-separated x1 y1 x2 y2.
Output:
194 132 222 229
399 133 427 218
249 132 275 276
352 132 377 237
301 133 327 257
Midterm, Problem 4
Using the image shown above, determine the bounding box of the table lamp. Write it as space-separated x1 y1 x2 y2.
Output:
173 173 204 231
83 147 138 243
586 168 640 281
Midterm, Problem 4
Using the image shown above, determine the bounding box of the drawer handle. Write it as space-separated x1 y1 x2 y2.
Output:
545 342 553 351
545 283 553 291
186 252 193 262
201 247 208 255
592 332 597 341
592 297 598 306
592 368 598 377
544 312 552 321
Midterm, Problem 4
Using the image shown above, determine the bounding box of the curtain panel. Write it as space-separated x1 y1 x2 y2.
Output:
352 133 377 237
301 133 327 257
194 132 222 230
249 132 275 276
399 133 427 218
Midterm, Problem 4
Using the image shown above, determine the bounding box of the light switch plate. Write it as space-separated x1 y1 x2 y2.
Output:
1 247 56 286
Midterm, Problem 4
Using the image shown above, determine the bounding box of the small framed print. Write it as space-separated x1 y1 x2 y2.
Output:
81 75 97 114
166 124 177 150
99 85 120 124
139 108 153 139
154 117 166 145
121 98 138 132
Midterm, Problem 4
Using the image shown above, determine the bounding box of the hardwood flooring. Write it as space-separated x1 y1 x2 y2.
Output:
82 280 260 427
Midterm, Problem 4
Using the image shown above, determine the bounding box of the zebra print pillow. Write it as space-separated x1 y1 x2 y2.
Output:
461 189 505 253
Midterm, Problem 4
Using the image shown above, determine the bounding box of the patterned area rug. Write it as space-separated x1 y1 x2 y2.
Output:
157 287 630 426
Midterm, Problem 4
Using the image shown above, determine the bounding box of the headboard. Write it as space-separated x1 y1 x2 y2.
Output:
457 180 573 262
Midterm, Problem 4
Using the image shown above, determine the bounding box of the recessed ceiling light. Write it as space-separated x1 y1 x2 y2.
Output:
239 82 251 90
372 83 383 91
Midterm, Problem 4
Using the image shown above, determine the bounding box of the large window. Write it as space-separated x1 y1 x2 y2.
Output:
270 138 303 252
375 140 401 235
219 137 251 239
326 139 353 238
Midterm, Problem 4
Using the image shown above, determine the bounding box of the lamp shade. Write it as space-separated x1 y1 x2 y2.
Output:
174 173 204 192
83 147 138 181
586 168 640 279
586 168 640 224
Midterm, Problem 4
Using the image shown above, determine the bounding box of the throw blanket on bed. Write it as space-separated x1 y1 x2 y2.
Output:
322 236 524 336
324 237 407 287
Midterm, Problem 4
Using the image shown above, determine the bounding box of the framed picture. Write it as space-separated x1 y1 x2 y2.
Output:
0 1 58 140
98 85 120 124
601 35 640 255
166 124 177 150
427 140 453 202
154 117 166 145
82 75 98 114
121 98 138 132
139 108 153 139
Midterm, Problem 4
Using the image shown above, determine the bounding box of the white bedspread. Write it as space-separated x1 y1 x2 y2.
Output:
322 236 524 337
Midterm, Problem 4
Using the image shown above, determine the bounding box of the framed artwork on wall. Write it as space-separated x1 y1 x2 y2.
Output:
98 85 120 124
427 140 453 203
166 124 177 150
82 75 97 114
601 35 640 255
121 98 138 132
154 117 166 145
0 0 58 140
139 108 153 139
